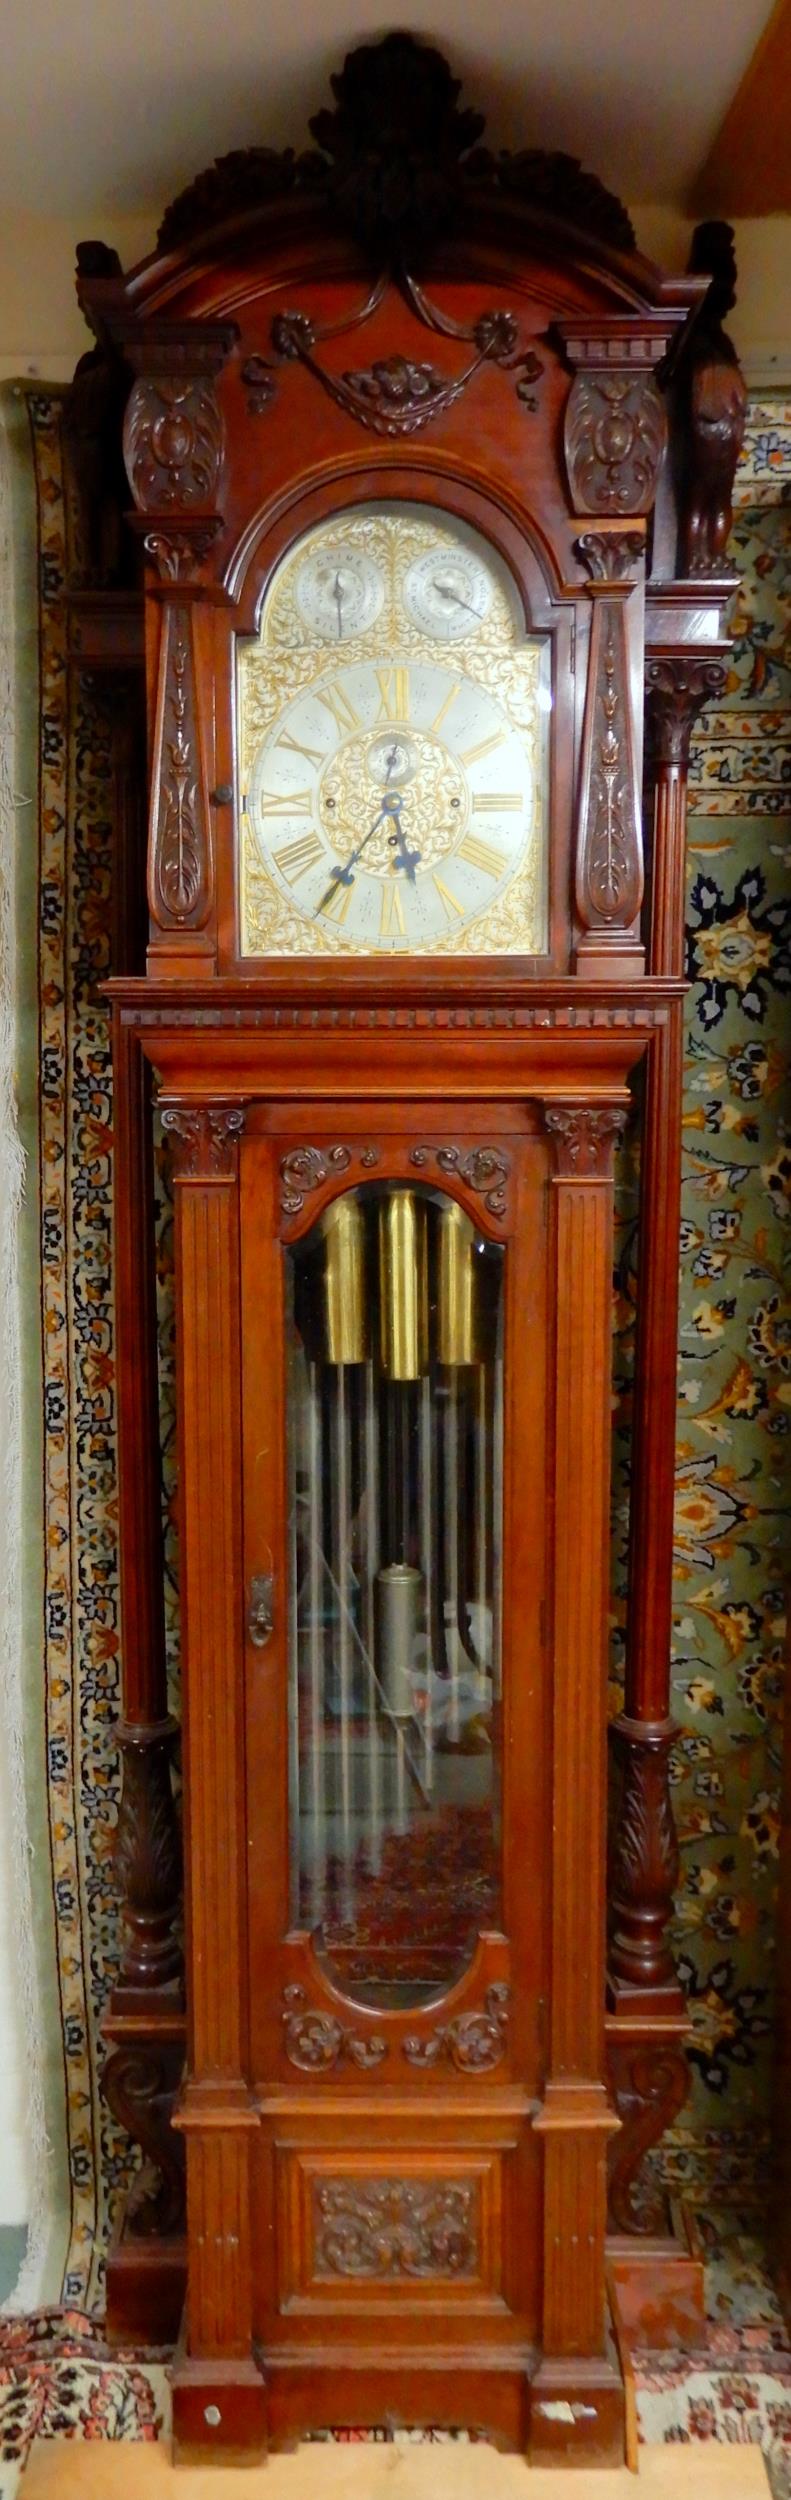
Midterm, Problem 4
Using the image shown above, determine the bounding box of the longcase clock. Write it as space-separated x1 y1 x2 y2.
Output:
72 34 741 2467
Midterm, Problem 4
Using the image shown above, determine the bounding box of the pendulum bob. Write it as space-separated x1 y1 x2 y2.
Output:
378 1190 428 1571
376 1563 423 1720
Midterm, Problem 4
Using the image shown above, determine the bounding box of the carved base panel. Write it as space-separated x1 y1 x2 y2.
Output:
277 2146 504 2309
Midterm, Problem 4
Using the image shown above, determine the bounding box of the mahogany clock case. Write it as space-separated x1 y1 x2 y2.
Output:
74 32 741 2472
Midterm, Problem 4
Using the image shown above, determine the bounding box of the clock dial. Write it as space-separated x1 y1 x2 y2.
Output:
402 544 492 641
294 543 384 641
246 657 533 952
238 504 549 957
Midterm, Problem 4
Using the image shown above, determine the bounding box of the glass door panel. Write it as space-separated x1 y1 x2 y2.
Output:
286 1182 504 2010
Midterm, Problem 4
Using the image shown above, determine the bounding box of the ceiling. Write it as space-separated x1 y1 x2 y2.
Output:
0 0 780 224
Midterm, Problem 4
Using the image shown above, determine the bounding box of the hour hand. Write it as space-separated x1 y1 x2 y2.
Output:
390 831 421 884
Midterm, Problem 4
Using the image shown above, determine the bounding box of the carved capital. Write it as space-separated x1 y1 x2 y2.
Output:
115 1720 182 1992
645 653 728 768
608 1715 680 1990
123 373 224 513
607 2034 689 2235
574 529 645 583
140 516 223 582
103 2037 186 2238
565 370 666 517
543 1102 627 1177
162 1102 246 1179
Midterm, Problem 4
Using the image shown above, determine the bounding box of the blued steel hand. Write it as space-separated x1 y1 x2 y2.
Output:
319 779 420 913
319 791 402 910
387 801 421 885
432 576 481 617
333 572 344 639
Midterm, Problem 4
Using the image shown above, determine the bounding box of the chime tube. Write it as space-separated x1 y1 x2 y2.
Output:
378 1191 429 1380
436 1200 479 1367
321 1195 368 1365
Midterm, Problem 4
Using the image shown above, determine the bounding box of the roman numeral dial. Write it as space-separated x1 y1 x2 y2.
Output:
240 511 548 959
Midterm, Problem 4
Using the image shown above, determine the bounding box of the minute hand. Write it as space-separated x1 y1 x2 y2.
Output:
318 798 396 911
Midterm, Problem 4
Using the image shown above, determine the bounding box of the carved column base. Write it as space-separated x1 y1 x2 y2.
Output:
608 1714 680 2001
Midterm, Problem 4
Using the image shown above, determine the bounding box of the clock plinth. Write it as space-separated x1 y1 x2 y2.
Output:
71 34 743 2460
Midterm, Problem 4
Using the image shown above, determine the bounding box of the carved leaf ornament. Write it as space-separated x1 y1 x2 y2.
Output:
123 377 223 512
271 298 543 440
314 2178 478 2278
156 33 636 263
565 373 666 516
282 1981 510 2073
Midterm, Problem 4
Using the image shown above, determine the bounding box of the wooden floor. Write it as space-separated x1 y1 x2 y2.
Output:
22 2439 770 2494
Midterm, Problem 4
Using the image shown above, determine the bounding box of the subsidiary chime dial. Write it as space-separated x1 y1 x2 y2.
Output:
238 506 549 957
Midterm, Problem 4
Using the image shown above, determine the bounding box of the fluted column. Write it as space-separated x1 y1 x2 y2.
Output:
532 1101 626 2465
163 1101 267 2455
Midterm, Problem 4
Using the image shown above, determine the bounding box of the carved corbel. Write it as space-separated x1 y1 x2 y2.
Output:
606 2030 690 2235
103 2033 186 2237
557 324 672 518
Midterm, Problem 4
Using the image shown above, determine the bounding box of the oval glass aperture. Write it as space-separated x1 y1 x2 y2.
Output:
285 1181 504 2011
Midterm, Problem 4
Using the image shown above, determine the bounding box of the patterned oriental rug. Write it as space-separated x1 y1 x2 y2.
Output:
0 2221 790 2496
0 385 789 2314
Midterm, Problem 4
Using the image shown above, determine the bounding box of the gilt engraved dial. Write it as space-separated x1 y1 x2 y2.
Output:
238 506 550 957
